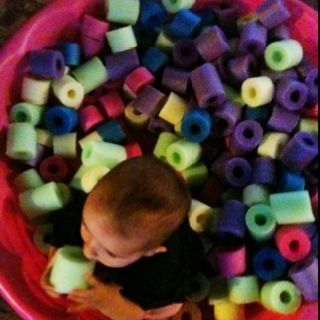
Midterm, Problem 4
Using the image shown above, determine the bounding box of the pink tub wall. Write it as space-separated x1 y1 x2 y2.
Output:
0 0 318 319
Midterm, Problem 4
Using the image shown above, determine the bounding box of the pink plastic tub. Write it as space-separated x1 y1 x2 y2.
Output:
0 0 318 319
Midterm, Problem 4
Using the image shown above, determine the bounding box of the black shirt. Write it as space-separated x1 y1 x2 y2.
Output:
49 189 205 310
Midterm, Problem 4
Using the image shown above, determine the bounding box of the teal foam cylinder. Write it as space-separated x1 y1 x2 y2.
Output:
166 139 202 171
153 132 181 161
10 102 44 125
6 123 37 160
72 57 108 94
228 275 260 304
81 141 127 169
186 273 211 303
50 246 96 294
270 191 315 224
261 281 302 315
14 169 44 192
208 276 229 305
243 184 270 207
106 0 140 25
245 204 277 242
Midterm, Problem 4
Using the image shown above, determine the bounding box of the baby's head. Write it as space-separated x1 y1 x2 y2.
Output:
81 155 191 268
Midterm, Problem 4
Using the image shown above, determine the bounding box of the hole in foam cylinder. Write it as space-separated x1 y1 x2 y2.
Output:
303 137 315 147
264 259 275 271
272 51 283 64
255 214 267 226
244 128 254 139
53 116 64 127
280 291 292 304
233 166 244 178
190 124 201 135
16 112 28 122
249 87 257 99
68 89 76 99
172 152 181 164
48 164 59 174
289 240 300 252
290 90 300 103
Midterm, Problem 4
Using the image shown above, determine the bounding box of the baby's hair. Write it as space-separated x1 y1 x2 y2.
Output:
85 155 191 249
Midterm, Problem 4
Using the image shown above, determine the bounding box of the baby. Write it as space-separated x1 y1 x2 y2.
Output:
41 155 205 320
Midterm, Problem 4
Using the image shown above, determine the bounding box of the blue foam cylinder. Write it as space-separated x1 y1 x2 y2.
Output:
253 248 288 282
142 47 170 74
139 0 167 29
59 42 81 67
96 120 126 144
169 9 202 39
278 169 306 192
181 109 212 143
44 106 79 135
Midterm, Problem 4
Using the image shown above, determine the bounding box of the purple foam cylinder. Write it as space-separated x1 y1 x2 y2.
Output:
289 256 319 302
229 120 264 155
305 68 319 106
82 36 104 58
276 79 309 111
304 158 319 185
267 105 300 134
311 233 318 257
239 21 268 56
261 68 299 83
132 85 166 117
172 40 200 70
213 54 233 82
269 24 291 41
217 200 247 239
214 102 242 136
147 117 173 134
105 49 140 81
256 0 291 29
228 54 257 85
162 67 190 96
194 26 230 62
300 224 318 239
280 132 318 172
191 63 226 109
213 2 239 37
251 157 277 187
29 49 65 79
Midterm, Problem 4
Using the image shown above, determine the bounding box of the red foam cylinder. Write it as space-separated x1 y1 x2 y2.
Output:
99 91 125 119
276 226 312 262
39 156 69 183
79 104 105 133
124 67 155 96
125 142 143 159
301 104 319 118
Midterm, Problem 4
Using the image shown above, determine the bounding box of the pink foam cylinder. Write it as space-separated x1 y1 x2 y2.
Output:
81 36 105 58
79 105 105 133
124 67 155 96
99 91 125 119
125 142 143 159
297 303 318 320
81 14 109 40
276 226 312 262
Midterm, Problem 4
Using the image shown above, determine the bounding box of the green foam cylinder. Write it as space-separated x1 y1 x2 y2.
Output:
243 184 270 207
106 0 140 25
81 166 110 193
208 277 229 305
270 191 315 224
14 169 44 192
181 162 208 190
265 40 304 72
245 204 277 242
186 273 211 303
106 26 137 53
224 84 245 107
161 0 195 13
153 132 181 161
53 133 77 159
50 246 96 294
166 139 202 171
37 128 53 148
19 182 67 219
72 57 108 94
298 119 318 136
69 165 91 191
6 123 37 160
261 281 302 315
82 141 127 169
10 102 44 125
228 275 260 304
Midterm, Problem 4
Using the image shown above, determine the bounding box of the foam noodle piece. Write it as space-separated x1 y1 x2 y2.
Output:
139 0 166 29
124 67 155 97
21 76 51 105
265 40 304 72
79 105 104 133
36 129 53 148
228 275 260 304
6 123 37 160
39 156 69 183
276 226 311 262
186 273 211 302
25 144 48 168
278 169 305 192
106 26 137 53
243 184 270 207
59 42 81 67
237 13 258 30
82 141 126 169
258 132 290 159
53 133 77 159
125 142 142 159
251 157 276 187
161 0 195 14
297 303 319 320
261 68 298 82
223 84 245 107
79 131 102 150
153 132 181 161
270 191 315 224
10 103 44 125
188 199 215 233
172 40 200 70
124 103 149 130
208 277 229 305
181 163 208 190
99 91 125 119
69 165 91 191
305 68 319 105
81 14 109 42
52 75 85 109
261 281 302 315
107 0 140 25
50 246 95 294
241 76 275 108
228 54 257 86
162 67 189 96
155 31 175 52
82 36 105 59
29 49 65 79
148 118 174 134
33 223 53 255
81 166 110 193
19 182 65 219
97 120 126 144
216 245 246 278
290 256 318 302
166 139 201 171
14 169 44 192
280 132 318 172
245 204 276 242
299 118 319 136
214 302 245 320
142 47 169 74
72 57 108 94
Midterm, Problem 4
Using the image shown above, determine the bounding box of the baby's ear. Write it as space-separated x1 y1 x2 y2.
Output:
144 246 168 257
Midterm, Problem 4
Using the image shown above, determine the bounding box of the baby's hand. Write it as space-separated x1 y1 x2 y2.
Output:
67 274 122 314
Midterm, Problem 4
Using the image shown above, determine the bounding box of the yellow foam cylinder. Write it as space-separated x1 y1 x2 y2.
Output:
21 76 51 105
78 131 102 150
155 31 175 52
153 132 181 161
208 277 229 305
36 128 53 148
69 165 90 191
81 166 110 193
214 302 245 320
159 92 188 125
53 133 77 158
298 118 318 136
125 103 149 130
258 132 290 159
